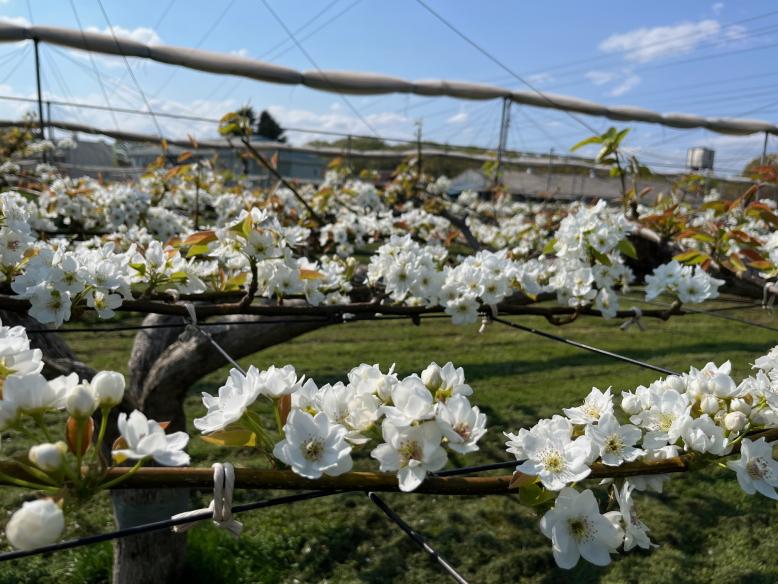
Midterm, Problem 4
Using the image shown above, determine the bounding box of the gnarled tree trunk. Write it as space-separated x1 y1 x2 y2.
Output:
111 310 331 584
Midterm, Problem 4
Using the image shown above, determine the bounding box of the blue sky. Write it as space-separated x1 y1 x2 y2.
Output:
0 0 776 173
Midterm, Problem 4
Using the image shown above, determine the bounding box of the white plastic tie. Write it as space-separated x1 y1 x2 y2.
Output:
178 302 200 342
763 283 776 310
478 313 491 334
171 462 242 537
619 306 644 332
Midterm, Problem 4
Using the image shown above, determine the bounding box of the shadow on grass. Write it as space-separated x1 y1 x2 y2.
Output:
431 339 771 383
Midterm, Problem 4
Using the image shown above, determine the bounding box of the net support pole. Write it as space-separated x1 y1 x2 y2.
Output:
761 131 769 165
33 38 47 160
495 96 510 186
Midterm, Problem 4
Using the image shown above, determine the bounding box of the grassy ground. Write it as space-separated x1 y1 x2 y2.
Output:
2 297 778 583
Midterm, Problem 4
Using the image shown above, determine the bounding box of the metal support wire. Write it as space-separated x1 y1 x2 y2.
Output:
367 492 469 584
489 315 679 376
631 296 778 334
21 313 453 335
0 490 338 563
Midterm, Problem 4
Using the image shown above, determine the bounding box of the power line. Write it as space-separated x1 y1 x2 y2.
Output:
259 0 381 138
489 314 679 376
368 493 469 584
265 0 364 62
260 0 342 60
0 490 339 562
413 0 605 148
479 9 778 89
0 44 30 86
95 0 165 139
154 0 237 96
204 0 364 104
67 0 119 129
153 0 178 30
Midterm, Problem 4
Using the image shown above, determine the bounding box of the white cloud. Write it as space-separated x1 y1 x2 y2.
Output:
712 2 724 16
85 26 161 46
0 15 30 27
230 48 250 58
599 19 722 63
585 70 617 86
526 72 553 86
608 74 641 97
267 104 413 143
446 110 468 124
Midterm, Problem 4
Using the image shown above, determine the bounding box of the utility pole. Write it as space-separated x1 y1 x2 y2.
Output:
545 147 555 192
495 97 511 186
415 120 423 184
346 134 352 172
33 38 47 161
46 101 53 141
761 131 769 166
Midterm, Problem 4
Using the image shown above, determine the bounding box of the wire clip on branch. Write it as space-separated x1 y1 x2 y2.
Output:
171 462 242 537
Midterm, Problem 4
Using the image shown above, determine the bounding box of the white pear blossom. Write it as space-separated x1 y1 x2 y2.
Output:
193 366 263 433
435 394 486 454
382 376 435 426
515 417 592 490
273 410 353 479
587 413 643 466
727 437 778 500
563 387 614 425
371 420 447 492
2 373 68 415
113 410 190 466
613 482 654 551
539 487 623 569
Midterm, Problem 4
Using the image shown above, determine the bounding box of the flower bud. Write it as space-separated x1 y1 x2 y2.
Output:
421 363 442 391
91 371 125 407
621 393 641 415
66 384 96 418
730 398 751 415
5 498 65 550
700 394 719 415
724 411 747 433
28 442 67 472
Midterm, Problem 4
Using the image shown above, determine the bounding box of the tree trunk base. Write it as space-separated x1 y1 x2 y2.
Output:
111 488 190 584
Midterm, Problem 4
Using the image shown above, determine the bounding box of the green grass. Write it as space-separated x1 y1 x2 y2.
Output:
2 298 778 583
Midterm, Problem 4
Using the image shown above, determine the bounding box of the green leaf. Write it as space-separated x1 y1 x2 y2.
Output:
186 244 211 257
543 238 557 255
673 249 711 265
617 238 638 259
570 135 602 152
589 247 612 266
200 429 256 447
518 482 557 508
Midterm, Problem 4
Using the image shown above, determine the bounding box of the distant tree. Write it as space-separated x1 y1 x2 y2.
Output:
743 153 778 183
257 110 286 143
235 106 257 129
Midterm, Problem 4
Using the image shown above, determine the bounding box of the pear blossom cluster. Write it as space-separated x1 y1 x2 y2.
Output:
505 347 778 569
0 152 737 333
194 361 486 491
367 234 543 324
0 318 190 550
645 260 725 304
545 200 635 316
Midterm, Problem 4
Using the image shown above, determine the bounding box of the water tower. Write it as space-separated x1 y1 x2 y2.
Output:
687 147 715 171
